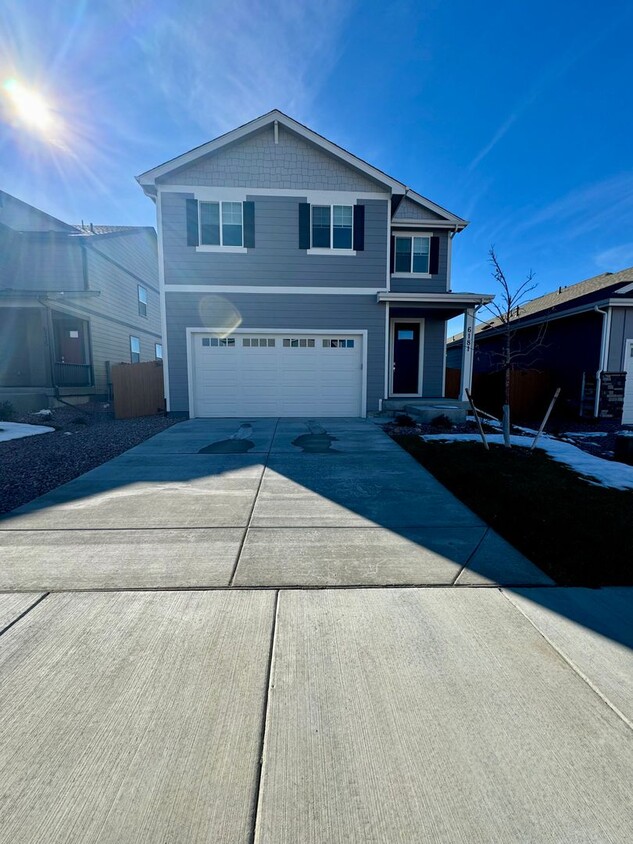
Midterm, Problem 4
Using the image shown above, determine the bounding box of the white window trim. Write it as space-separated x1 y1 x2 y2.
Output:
309 204 355 254
388 318 425 397
185 327 368 418
196 200 247 252
393 233 432 275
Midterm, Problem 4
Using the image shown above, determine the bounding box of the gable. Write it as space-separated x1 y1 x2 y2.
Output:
157 125 388 193
392 196 446 222
0 191 74 233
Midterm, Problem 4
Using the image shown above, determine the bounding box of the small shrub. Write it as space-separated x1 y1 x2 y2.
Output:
430 413 453 430
0 401 16 421
394 413 416 427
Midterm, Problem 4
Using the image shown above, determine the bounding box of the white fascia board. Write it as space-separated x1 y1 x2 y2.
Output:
401 189 468 227
137 110 405 193
377 292 494 305
157 186 389 202
165 285 384 295
606 297 633 307
391 218 468 230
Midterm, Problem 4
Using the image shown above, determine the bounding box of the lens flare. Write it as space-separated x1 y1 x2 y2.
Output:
2 78 55 134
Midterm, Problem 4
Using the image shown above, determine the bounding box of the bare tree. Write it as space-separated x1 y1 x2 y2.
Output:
481 247 546 446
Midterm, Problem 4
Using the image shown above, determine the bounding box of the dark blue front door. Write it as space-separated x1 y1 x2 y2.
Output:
393 322 420 394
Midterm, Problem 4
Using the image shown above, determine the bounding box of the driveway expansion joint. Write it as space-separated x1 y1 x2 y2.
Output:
230 417 280 587
501 589 633 732
249 589 280 844
0 592 49 638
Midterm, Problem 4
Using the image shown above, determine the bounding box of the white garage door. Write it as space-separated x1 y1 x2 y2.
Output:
190 331 364 417
623 339 633 424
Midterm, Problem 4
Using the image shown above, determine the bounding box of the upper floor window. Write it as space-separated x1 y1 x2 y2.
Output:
137 285 147 317
199 201 243 246
311 205 353 250
395 236 430 274
130 336 140 363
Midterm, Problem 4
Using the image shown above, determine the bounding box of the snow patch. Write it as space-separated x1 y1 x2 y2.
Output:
420 433 633 491
0 422 55 443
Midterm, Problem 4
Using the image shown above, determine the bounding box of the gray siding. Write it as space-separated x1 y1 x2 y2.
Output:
422 319 446 396
86 230 158 289
159 125 386 192
165 292 386 414
162 193 388 288
607 306 633 370
392 196 445 222
0 232 85 292
81 235 161 394
390 231 450 292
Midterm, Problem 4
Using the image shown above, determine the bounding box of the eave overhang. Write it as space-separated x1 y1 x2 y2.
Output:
378 292 493 306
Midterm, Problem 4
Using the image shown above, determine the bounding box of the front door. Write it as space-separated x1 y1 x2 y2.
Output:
392 321 421 394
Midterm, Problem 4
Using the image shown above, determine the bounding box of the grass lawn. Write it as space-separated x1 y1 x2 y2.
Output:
393 435 633 586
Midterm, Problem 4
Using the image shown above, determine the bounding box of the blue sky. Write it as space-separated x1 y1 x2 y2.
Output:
1 0 633 318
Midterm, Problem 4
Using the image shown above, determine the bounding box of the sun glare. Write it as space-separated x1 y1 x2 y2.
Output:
2 78 55 133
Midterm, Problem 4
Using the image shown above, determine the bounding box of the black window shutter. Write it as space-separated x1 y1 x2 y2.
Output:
298 203 310 249
429 236 440 274
353 205 365 251
390 236 395 274
186 199 199 246
243 201 255 248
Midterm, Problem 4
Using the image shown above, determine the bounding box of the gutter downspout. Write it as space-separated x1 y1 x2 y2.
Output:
594 305 612 417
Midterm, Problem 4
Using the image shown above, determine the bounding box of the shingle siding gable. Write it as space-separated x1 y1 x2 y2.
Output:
158 126 387 192
392 196 446 222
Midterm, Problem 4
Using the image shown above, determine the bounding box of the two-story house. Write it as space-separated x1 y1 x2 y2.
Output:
137 111 491 418
0 190 161 411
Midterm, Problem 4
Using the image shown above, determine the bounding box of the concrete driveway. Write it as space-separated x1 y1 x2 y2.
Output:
0 418 549 590
0 419 632 843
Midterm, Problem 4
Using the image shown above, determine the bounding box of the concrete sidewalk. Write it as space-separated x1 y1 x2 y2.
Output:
0 419 631 842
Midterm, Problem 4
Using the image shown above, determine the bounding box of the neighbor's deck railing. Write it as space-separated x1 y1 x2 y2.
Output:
54 362 93 388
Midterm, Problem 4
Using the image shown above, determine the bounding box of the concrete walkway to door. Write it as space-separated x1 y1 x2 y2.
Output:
0 419 632 843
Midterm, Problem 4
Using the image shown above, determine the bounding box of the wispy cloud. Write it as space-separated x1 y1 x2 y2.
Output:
129 0 353 134
467 9 633 172
515 172 633 238
593 243 633 271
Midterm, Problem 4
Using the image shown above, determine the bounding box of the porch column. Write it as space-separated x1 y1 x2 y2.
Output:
459 307 475 401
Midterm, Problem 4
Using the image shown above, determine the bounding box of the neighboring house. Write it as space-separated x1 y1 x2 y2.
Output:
0 190 161 411
137 110 491 418
446 266 633 423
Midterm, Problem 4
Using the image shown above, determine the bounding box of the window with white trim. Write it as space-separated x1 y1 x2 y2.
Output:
311 205 353 249
130 336 140 363
199 201 243 246
137 285 147 317
395 235 430 273
154 343 163 359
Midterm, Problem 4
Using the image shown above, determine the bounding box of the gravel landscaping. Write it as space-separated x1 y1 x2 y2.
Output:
0 404 178 515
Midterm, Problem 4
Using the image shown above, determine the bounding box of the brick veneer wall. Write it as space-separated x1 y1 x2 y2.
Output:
598 371 626 419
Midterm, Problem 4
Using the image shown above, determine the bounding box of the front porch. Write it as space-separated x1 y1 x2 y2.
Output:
377 291 494 414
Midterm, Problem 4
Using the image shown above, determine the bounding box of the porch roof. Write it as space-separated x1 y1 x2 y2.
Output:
377 291 493 318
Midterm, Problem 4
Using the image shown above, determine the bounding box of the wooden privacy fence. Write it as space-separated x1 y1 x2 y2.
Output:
471 369 553 421
111 360 165 419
